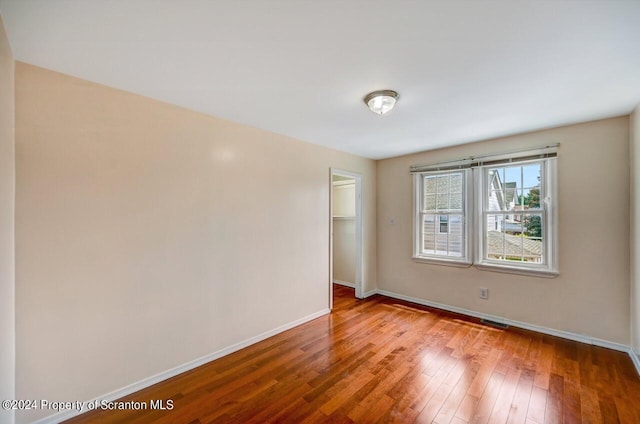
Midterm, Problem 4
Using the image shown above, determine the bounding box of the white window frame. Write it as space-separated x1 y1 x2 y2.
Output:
412 170 473 267
474 158 558 277
411 146 559 278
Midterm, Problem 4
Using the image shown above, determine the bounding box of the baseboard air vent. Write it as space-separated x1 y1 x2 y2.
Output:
481 319 509 329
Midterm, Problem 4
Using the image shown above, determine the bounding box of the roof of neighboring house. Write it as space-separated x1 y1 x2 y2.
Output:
487 231 542 259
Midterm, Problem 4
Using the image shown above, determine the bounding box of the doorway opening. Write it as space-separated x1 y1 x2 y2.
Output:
330 168 363 309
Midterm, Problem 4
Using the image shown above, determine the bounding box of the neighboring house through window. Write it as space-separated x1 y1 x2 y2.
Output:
438 216 449 234
412 146 558 277
413 170 471 265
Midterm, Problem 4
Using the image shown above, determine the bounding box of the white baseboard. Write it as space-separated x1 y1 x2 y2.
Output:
333 279 356 289
33 308 330 424
629 349 640 377
374 288 630 353
363 289 378 298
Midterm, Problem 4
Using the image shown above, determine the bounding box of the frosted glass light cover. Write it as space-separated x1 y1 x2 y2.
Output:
368 96 395 114
364 90 399 115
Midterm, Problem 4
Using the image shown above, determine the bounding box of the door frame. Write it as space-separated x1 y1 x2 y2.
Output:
329 168 363 309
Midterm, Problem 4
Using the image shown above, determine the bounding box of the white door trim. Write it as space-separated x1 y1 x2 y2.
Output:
330 168 364 308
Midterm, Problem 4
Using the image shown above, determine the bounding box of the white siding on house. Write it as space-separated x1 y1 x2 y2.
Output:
420 171 465 258
423 215 463 256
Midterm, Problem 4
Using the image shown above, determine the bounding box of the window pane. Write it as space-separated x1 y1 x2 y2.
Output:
450 174 463 193
504 213 524 235
487 168 503 211
487 169 500 192
488 190 505 211
436 175 448 193
516 189 525 208
436 194 449 210
522 164 542 209
486 214 503 234
522 164 541 189
424 194 436 211
486 216 505 259
424 176 436 195
422 215 436 254
523 187 542 209
504 182 517 211
435 234 448 254
422 214 463 258
523 213 543 238
504 167 521 190
450 192 462 210
487 164 543 212
447 215 463 256
522 214 543 263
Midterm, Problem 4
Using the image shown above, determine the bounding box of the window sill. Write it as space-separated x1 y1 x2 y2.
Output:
411 256 559 277
474 263 559 278
412 256 472 268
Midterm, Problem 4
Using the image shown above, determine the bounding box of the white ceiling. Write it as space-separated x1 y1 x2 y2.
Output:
1 0 640 159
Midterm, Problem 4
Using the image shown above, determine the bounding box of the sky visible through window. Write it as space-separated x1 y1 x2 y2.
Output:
504 166 539 187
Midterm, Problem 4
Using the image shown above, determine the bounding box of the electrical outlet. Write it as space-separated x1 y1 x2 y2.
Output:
479 288 489 300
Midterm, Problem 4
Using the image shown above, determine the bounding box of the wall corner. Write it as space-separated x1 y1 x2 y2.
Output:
630 103 640 357
0 9 16 424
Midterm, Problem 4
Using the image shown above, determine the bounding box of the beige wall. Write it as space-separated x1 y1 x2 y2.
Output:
333 219 356 284
0 13 15 424
631 104 640 356
14 63 376 423
377 117 630 345
333 181 356 284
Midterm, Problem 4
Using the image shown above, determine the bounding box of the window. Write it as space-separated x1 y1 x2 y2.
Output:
412 147 558 277
413 170 471 265
475 158 557 275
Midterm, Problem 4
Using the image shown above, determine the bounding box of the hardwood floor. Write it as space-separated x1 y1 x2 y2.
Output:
66 285 640 423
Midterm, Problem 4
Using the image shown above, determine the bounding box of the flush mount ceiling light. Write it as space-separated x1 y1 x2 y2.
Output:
364 90 399 115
